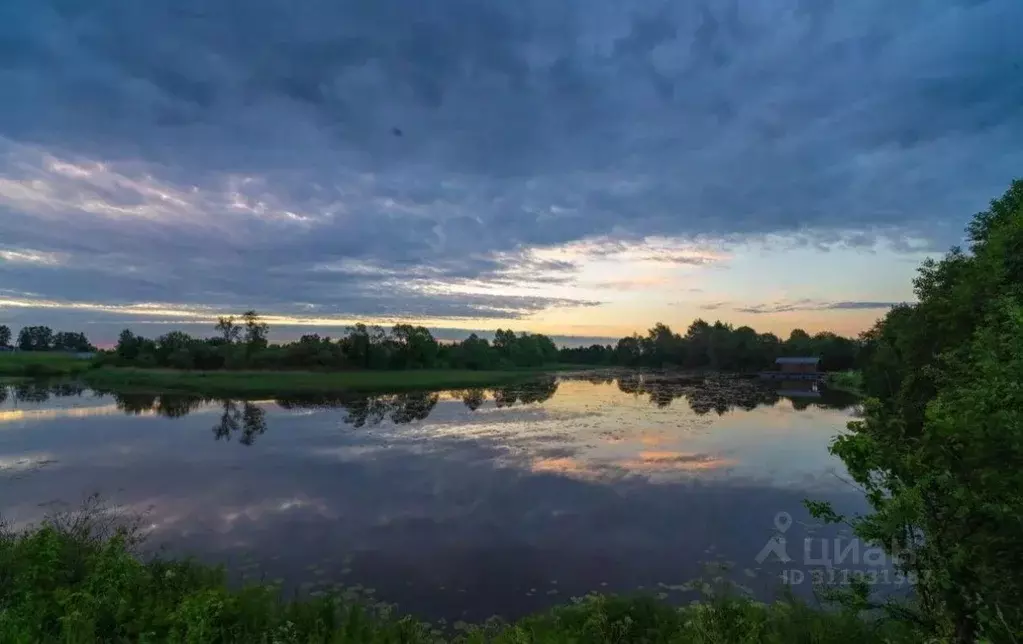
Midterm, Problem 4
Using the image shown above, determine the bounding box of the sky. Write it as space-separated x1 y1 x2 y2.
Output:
1 0 1021 346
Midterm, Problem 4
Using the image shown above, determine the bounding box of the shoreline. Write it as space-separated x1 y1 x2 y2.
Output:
78 366 571 396
823 370 864 395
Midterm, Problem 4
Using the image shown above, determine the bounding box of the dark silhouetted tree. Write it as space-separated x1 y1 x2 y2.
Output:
17 326 53 351
391 324 438 368
215 316 242 344
241 310 269 352
52 331 94 352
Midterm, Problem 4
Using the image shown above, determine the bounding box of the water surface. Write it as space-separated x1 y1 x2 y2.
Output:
0 373 868 622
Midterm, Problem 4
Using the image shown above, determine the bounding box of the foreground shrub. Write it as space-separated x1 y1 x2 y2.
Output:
0 504 925 643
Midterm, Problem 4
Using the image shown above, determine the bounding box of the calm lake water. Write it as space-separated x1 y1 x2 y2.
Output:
0 373 874 622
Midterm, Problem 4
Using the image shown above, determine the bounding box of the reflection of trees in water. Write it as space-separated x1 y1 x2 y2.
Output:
105 391 265 443
212 401 267 446
276 391 441 428
106 391 265 445
8 375 558 418
813 387 860 409
686 380 779 415
491 377 559 408
157 395 209 418
109 392 210 418
114 392 157 414
772 380 860 411
279 378 561 424
275 393 351 410
616 374 706 409
389 393 439 424
240 403 267 445
11 382 54 403
5 373 852 427
521 377 559 404
1 382 87 405
278 378 558 426
615 373 643 396
49 383 86 398
212 402 240 439
614 374 854 415
341 396 393 427
461 388 485 411
341 393 439 428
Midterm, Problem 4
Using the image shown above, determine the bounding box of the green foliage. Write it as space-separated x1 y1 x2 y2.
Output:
391 324 440 368
17 325 54 351
241 311 269 352
0 352 93 377
460 593 917 644
560 321 859 372
15 310 858 376
9 325 95 353
0 508 436 643
813 179 1023 642
214 316 242 344
448 334 492 370
52 331 95 353
106 314 568 374
824 371 862 395
0 510 921 644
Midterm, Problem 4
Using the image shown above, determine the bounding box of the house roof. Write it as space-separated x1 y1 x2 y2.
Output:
775 356 820 365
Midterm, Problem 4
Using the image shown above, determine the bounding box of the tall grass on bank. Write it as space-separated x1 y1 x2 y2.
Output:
0 352 92 378
80 367 565 396
0 501 923 643
824 370 863 395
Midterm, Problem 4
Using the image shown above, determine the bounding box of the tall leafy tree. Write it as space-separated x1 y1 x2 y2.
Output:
215 316 242 344
115 329 141 361
454 333 492 370
817 179 1023 642
784 328 813 356
492 329 517 362
613 335 642 366
391 324 438 368
51 331 94 352
17 326 53 351
0 324 10 348
241 310 269 351
342 323 372 368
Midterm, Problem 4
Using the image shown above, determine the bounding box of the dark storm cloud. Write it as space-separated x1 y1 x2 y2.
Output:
0 0 1021 320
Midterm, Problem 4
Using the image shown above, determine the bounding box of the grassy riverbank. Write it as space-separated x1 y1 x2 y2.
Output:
824 370 863 395
0 352 92 377
80 367 569 396
0 512 920 643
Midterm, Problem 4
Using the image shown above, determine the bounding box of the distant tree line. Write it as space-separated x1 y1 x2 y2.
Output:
0 324 95 353
99 311 861 372
558 320 861 371
5 312 860 372
103 311 561 371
